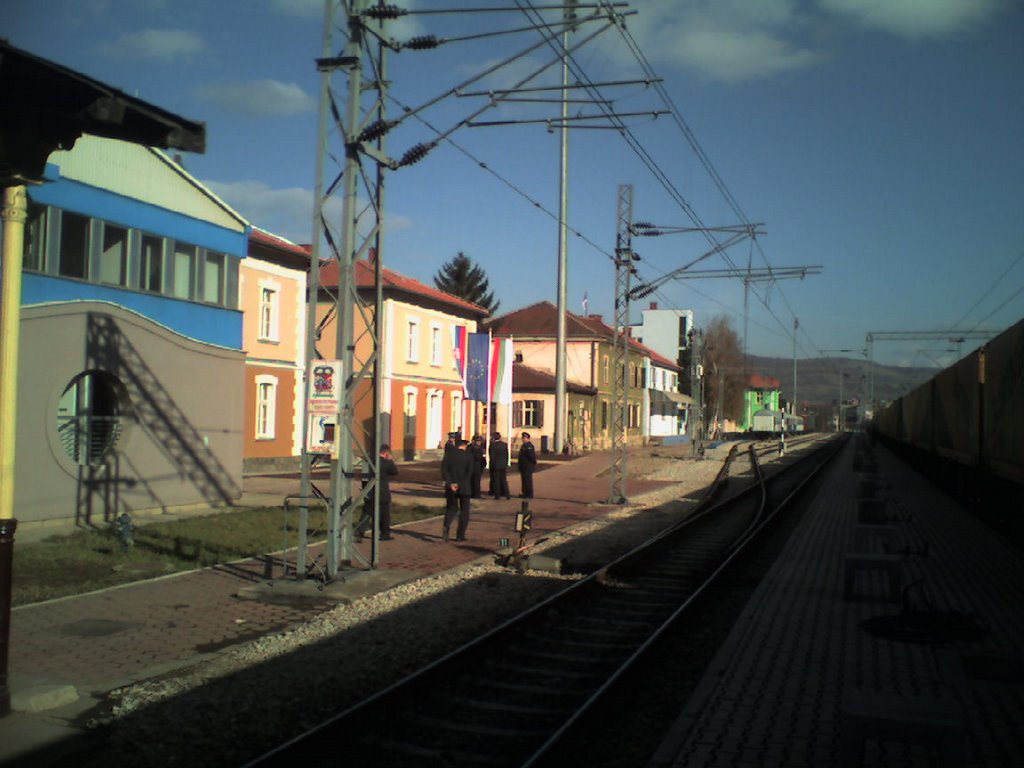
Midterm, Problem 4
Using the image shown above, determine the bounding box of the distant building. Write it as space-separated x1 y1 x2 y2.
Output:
317 257 489 459
10 134 248 525
630 302 694 367
241 228 309 471
740 374 782 432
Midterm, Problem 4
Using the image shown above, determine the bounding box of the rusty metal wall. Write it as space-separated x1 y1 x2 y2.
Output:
983 321 1024 483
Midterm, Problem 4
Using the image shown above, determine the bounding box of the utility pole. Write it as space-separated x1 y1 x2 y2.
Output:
608 184 635 504
554 0 577 456
792 316 798 418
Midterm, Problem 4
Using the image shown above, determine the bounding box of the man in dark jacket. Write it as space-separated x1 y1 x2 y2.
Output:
356 444 398 540
442 439 475 541
441 431 460 515
488 432 511 499
517 431 538 499
469 435 486 498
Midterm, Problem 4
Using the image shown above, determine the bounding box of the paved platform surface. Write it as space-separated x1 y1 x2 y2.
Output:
650 434 1024 768
0 449 681 765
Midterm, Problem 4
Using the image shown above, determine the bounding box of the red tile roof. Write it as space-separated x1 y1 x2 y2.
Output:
748 374 781 389
248 227 311 257
487 301 681 370
319 259 489 317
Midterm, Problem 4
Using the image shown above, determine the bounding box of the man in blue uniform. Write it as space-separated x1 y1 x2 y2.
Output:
517 431 537 499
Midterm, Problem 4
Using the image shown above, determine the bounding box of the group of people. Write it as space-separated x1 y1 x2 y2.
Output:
355 431 539 544
440 430 537 543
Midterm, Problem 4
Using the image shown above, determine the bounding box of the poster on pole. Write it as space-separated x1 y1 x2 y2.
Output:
308 360 342 414
307 413 338 455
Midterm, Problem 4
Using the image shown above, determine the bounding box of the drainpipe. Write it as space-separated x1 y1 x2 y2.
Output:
1 184 28 717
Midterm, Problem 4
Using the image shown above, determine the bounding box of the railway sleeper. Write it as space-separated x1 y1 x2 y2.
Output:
499 643 628 666
520 630 639 654
479 657 610 681
462 675 595 698
366 735 510 767
431 692 574 720
404 711 555 740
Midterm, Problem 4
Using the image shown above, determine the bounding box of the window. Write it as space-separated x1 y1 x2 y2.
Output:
59 211 90 279
172 242 196 299
451 393 462 432
141 234 164 293
203 251 226 304
407 319 420 362
22 202 47 272
430 324 442 366
56 370 125 466
602 355 610 384
99 224 129 286
513 399 543 428
601 400 608 429
255 376 277 439
678 316 689 348
403 387 417 436
258 284 279 341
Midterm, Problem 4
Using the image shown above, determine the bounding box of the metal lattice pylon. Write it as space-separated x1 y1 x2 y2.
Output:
607 184 633 504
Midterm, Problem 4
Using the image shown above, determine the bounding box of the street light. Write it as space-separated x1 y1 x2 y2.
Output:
821 348 867 432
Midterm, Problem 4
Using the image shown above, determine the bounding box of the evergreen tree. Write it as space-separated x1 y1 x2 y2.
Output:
433 252 500 314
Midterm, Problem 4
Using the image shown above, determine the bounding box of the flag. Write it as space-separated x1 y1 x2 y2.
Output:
465 332 490 401
451 325 468 396
489 337 514 404
581 291 588 315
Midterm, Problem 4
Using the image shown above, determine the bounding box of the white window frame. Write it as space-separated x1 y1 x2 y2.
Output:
258 280 281 342
430 322 442 366
403 385 418 436
255 375 278 440
406 317 420 362
450 391 463 432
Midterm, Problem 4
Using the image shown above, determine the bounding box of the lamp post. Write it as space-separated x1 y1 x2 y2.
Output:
821 348 866 432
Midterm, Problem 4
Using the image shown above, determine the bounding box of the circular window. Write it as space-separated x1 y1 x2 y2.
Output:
55 370 126 466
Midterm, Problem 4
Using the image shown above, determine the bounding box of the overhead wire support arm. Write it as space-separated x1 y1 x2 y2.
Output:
466 109 667 128
455 78 662 98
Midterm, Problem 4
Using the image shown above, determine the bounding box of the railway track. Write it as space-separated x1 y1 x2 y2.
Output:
245 437 842 768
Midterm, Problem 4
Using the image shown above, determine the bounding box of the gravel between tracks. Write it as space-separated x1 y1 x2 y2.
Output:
83 438 822 767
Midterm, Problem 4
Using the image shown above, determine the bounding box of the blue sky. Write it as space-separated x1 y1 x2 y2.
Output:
4 0 1023 368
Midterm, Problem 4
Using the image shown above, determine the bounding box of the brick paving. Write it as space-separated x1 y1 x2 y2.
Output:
4 451 671 701
650 435 1024 768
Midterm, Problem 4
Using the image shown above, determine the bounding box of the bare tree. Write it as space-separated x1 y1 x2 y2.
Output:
703 314 745 424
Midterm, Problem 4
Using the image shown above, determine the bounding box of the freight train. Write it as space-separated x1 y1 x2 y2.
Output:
871 319 1023 541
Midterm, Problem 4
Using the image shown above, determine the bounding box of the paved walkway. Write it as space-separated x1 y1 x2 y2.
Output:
0 449 680 764
650 434 1024 767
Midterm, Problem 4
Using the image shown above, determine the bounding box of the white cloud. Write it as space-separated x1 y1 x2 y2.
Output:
109 28 205 61
612 0 820 83
204 179 411 245
195 80 316 116
818 0 1003 39
269 0 424 38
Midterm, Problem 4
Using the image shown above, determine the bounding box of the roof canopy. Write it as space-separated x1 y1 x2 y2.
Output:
1 40 205 185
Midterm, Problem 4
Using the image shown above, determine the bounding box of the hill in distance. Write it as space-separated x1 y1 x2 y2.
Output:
743 353 938 406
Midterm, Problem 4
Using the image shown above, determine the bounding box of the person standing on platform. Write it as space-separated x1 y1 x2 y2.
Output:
442 439 474 541
489 432 511 499
517 431 537 499
469 434 486 499
441 431 459 515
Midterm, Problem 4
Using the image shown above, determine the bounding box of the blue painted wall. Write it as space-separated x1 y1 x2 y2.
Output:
23 274 243 349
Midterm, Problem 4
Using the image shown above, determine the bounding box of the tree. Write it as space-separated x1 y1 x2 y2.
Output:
433 252 500 315
702 314 745 424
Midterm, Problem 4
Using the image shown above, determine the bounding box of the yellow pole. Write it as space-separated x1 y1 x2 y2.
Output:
1 183 27 717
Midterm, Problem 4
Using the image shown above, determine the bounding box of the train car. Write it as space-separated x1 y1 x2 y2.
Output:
751 409 782 435
872 319 1023 541
784 414 805 434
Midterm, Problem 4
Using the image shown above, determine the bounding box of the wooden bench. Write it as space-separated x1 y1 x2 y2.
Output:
842 690 966 767
843 553 904 602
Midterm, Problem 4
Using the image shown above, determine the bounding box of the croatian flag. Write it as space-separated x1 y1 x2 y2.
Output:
452 325 468 396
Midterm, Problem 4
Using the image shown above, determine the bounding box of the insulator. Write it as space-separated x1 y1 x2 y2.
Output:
358 119 392 143
398 142 431 167
633 221 654 229
364 4 404 20
403 35 440 50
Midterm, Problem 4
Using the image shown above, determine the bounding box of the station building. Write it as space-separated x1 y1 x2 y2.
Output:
7 134 249 525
